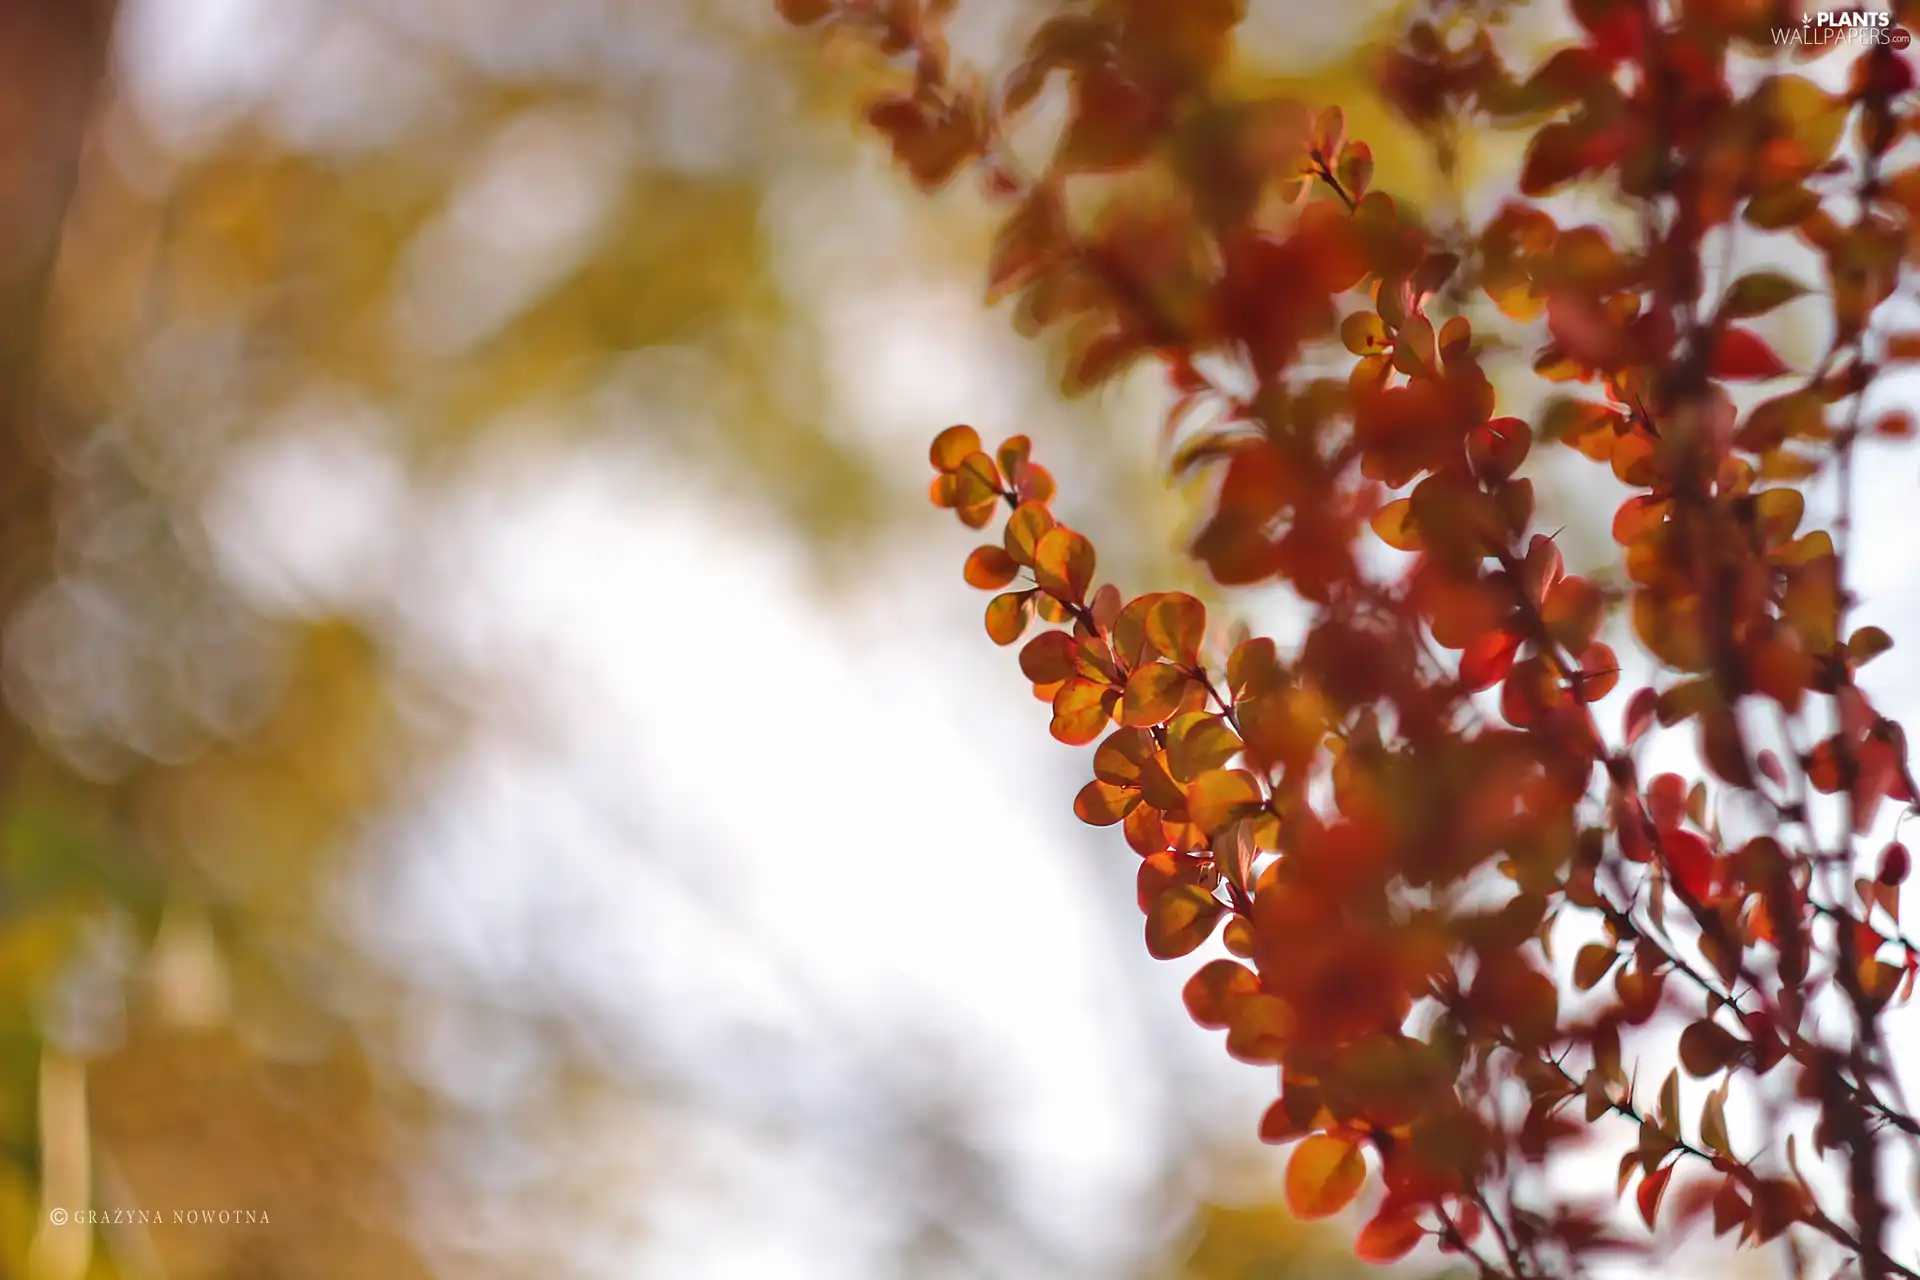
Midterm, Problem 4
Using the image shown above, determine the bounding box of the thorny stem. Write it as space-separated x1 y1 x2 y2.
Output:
1512 1035 1920 1280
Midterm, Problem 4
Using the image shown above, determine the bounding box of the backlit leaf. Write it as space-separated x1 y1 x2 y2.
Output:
1286 1134 1366 1220
1186 768 1264 834
1460 629 1522 691
986 591 1035 646
1019 631 1077 684
1576 642 1620 701
1073 779 1135 826
1224 994 1296 1063
1182 957 1260 1028
1166 713 1242 782
1094 727 1156 786
1034 526 1096 603
1051 678 1120 745
1145 593 1206 664
930 425 982 471
1145 885 1227 960
964 545 1020 590
1342 311 1388 355
1004 502 1057 567
1121 662 1194 727
1371 498 1422 552
1355 1209 1424 1263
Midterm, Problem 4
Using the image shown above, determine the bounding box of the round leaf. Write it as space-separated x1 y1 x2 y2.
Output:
1121 662 1194 727
1145 885 1227 960
1145 592 1206 664
964 545 1021 590
1004 502 1056 567
1034 526 1096 604
985 591 1034 646
1183 958 1260 1029
1285 1134 1366 1220
930 424 981 471
1051 678 1119 745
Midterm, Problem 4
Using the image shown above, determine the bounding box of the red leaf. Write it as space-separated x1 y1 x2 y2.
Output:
1356 1208 1426 1263
1659 829 1715 900
1460 629 1522 691
1637 1163 1675 1229
1711 327 1790 380
1623 687 1657 746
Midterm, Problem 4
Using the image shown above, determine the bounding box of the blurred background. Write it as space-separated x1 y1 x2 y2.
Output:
0 0 1904 1277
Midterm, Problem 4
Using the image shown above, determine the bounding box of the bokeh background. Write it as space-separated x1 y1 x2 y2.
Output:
1 0 1911 1277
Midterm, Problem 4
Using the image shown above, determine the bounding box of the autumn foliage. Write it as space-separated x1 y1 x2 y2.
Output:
778 0 1920 1274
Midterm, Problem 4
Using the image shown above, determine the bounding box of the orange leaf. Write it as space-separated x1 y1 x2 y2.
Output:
1018 463 1056 504
1033 526 1096 604
1165 713 1242 782
1124 803 1169 856
1542 576 1604 652
1186 768 1265 835
1183 958 1261 1029
1035 593 1073 625
1019 631 1077 685
985 591 1035 646
1121 662 1194 727
1073 779 1136 826
1051 678 1119 745
957 496 999 529
1259 1095 1311 1145
1093 728 1156 786
1073 634 1122 685
1111 592 1163 668
930 425 982 471
1225 994 1296 1063
1145 885 1227 960
1003 502 1056 567
1286 1134 1367 1220
775 0 833 24
1612 495 1669 545
1370 498 1422 552
1355 1208 1425 1263
964 545 1021 590
1145 593 1207 664
1711 327 1790 380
